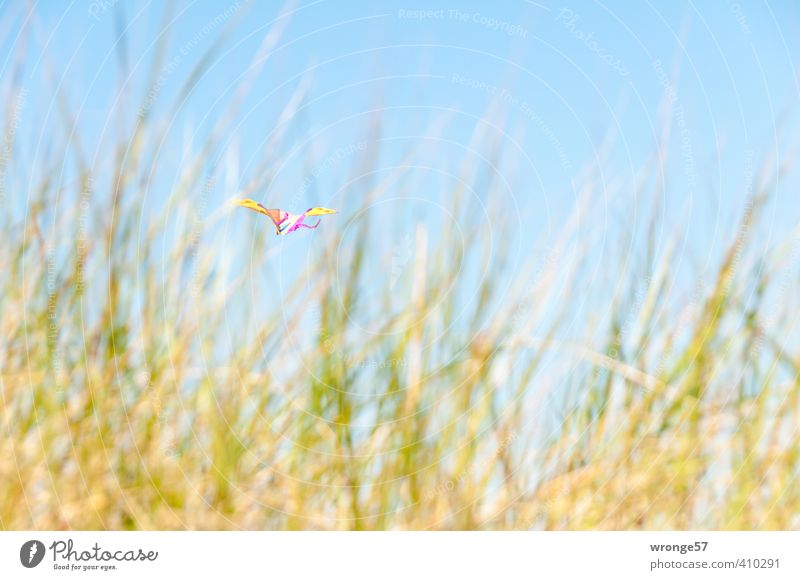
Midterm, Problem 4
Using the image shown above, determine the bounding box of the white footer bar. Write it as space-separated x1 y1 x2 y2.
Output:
1 532 798 579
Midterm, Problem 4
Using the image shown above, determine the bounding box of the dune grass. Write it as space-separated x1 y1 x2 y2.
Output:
1 9 799 531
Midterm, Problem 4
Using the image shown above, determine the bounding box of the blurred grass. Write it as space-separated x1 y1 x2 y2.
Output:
1 9 799 531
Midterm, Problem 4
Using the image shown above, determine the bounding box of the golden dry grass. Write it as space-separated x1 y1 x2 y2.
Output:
1 7 799 531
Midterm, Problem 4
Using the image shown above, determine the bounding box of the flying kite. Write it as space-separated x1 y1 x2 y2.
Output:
235 199 337 235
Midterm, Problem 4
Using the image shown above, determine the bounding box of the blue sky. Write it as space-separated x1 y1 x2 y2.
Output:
12 1 798 213
3 1 799 338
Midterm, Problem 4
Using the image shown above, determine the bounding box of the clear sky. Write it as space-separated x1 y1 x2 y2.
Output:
3 1 799 336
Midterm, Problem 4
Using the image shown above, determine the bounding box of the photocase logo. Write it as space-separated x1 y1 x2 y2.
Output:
20 540 46 568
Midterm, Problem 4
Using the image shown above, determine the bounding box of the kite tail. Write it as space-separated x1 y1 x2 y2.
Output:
295 220 321 230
